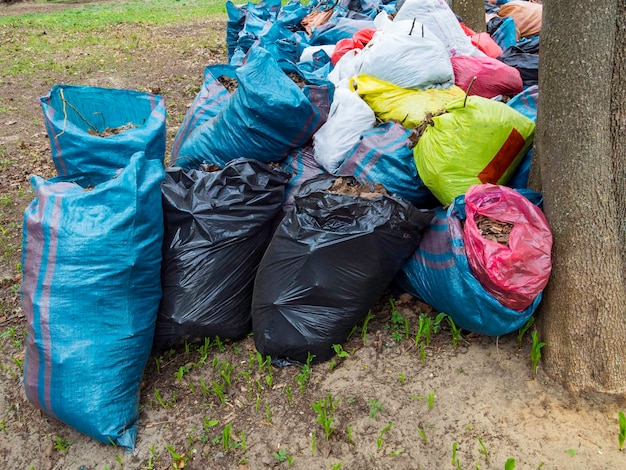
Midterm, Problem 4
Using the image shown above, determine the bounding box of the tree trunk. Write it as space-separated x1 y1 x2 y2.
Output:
450 0 486 32
533 0 626 394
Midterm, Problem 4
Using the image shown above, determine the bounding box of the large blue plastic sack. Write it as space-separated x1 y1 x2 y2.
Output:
175 47 323 169
256 21 309 66
506 85 538 189
228 0 310 65
40 85 166 175
488 16 517 50
337 122 439 208
226 0 282 61
280 145 326 212
22 152 165 449
309 17 375 46
394 190 542 336
171 64 236 165
328 0 382 20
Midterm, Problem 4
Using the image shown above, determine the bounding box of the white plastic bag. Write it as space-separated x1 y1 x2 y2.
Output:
313 88 376 174
356 15 454 89
394 0 481 57
328 49 362 86
299 45 336 63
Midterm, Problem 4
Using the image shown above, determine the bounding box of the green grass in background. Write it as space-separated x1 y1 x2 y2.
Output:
0 0 227 77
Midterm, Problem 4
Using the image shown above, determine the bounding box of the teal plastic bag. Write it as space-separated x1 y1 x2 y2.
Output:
40 85 166 175
176 47 323 168
22 152 164 449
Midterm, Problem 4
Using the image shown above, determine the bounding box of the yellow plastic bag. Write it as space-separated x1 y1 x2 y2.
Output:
350 75 465 129
413 95 535 205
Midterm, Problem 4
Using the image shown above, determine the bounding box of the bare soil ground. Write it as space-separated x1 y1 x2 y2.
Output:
0 2 625 470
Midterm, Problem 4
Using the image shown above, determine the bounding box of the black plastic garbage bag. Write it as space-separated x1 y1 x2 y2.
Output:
251 177 434 364
153 159 289 351
498 44 539 87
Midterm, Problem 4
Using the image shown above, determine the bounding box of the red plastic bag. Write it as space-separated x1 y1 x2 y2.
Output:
331 28 376 64
459 22 502 58
464 184 552 311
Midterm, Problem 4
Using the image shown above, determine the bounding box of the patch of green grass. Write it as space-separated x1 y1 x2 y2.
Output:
0 0 226 78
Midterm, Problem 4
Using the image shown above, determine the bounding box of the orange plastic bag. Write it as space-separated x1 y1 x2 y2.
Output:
301 7 334 36
497 1 542 40
463 184 552 311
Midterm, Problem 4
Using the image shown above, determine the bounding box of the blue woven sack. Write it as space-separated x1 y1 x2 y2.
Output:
506 85 538 189
175 47 323 168
22 152 164 449
171 64 236 165
40 85 166 175
337 122 439 209
395 191 542 336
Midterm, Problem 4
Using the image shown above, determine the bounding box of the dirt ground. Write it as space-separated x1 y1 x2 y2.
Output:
0 2 625 469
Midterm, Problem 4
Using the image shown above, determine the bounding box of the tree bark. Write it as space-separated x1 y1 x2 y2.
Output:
534 0 626 394
450 0 486 32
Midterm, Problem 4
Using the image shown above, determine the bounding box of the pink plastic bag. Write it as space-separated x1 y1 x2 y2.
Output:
451 55 523 98
464 184 552 311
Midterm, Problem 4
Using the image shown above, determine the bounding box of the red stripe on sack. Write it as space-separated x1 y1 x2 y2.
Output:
478 128 526 184
41 195 63 416
23 197 46 411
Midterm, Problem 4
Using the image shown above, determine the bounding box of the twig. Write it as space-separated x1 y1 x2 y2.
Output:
463 76 478 108
55 88 98 138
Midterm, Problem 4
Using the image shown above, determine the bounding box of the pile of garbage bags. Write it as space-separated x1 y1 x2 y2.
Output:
21 0 551 449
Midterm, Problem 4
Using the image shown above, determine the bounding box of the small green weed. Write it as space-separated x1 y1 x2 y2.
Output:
451 441 461 469
447 316 467 348
141 444 158 470
273 448 293 465
222 423 234 452
377 422 393 451
518 316 535 349
312 393 339 440
153 388 176 409
477 436 489 462
53 435 72 454
617 411 626 450
166 445 189 468
295 352 315 395
332 343 350 358
530 330 546 379
388 297 409 341
369 399 386 419
362 310 373 345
